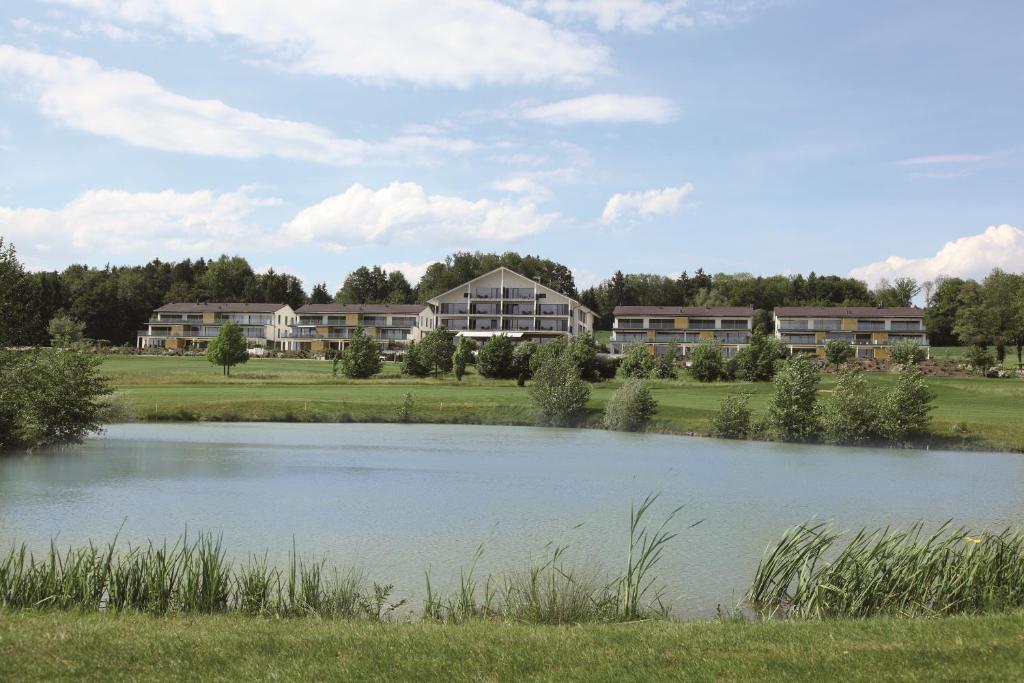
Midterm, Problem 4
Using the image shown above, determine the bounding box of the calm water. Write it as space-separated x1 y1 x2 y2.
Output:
2 423 1023 618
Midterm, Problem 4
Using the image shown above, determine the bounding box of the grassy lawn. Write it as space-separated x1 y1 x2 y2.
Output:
931 345 1023 369
1 610 1022 681
100 355 1024 452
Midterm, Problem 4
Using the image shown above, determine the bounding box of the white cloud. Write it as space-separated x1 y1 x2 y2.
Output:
849 224 1024 286
379 261 436 286
282 182 557 251
490 176 553 201
47 0 608 87
0 187 280 267
897 153 991 166
601 183 694 222
522 93 676 124
0 45 475 164
520 0 767 32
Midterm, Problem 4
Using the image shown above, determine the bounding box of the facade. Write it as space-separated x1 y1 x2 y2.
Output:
609 306 755 357
284 303 428 353
422 267 595 343
773 306 929 359
137 302 295 350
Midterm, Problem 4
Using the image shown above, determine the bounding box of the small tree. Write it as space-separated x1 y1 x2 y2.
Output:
653 343 678 379
765 353 820 442
709 394 752 439
816 367 879 444
339 327 381 379
689 340 724 382
452 337 475 382
602 380 657 431
567 334 600 380
734 330 787 381
824 339 854 369
877 366 934 443
477 334 516 379
401 341 429 377
47 312 86 348
207 322 249 376
962 345 996 375
530 338 567 374
529 351 591 427
419 328 454 377
396 392 414 422
889 340 925 366
620 343 655 379
512 340 538 385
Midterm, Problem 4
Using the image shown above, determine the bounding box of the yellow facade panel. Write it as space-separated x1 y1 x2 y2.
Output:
872 332 888 343
815 331 826 342
841 318 857 331
874 348 890 360
311 340 327 352
699 330 714 340
346 314 359 325
171 325 184 336
315 326 329 336
646 330 656 341
202 313 215 323
674 317 688 329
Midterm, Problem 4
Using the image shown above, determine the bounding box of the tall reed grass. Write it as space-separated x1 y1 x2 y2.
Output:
747 521 1024 619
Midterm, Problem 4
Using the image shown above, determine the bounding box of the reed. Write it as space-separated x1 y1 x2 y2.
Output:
747 521 1024 619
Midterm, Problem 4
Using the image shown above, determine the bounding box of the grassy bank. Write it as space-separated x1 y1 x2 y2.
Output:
2 610 1022 681
100 356 1024 452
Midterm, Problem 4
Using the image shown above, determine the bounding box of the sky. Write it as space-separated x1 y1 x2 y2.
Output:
0 0 1022 293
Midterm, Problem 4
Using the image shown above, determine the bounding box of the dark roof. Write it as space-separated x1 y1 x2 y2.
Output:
773 306 925 318
613 305 754 317
295 304 426 314
155 302 289 313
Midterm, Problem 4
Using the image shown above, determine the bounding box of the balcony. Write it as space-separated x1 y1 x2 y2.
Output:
714 332 750 344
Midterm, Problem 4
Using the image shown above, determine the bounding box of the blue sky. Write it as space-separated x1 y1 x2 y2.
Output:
1 0 1022 292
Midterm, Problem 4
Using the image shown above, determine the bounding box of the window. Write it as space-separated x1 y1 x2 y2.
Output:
391 317 416 327
504 287 535 299
470 303 500 315
778 319 807 331
891 320 922 331
469 318 499 330
537 303 568 316
689 319 716 329
811 319 840 331
648 319 674 329
474 287 500 299
618 319 644 329
440 303 468 315
720 319 749 330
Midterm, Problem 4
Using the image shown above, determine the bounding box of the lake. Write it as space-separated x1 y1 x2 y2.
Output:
2 423 1023 618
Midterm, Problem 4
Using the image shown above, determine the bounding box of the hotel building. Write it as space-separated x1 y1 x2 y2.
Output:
609 306 756 357
137 302 295 350
284 303 428 353
772 306 929 359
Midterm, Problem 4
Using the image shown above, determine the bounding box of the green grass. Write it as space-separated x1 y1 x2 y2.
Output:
930 345 1023 369
99 355 1024 452
2 610 1022 681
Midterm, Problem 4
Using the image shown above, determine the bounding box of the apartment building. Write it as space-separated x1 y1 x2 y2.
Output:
284 303 428 353
137 302 295 350
609 306 755 357
422 267 595 342
773 306 929 359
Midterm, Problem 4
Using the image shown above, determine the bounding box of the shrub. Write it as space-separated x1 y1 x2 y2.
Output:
889 340 925 366
652 344 678 379
734 331 787 381
477 334 516 379
47 312 86 348
418 328 454 377
961 345 996 375
816 367 880 444
689 340 724 382
602 380 657 431
594 354 620 380
721 356 738 381
567 334 601 380
452 337 474 382
877 366 934 442
396 392 414 423
401 341 429 377
764 354 820 441
339 327 381 379
708 394 751 439
512 341 538 385
207 322 249 376
619 343 655 379
529 338 567 374
528 351 591 427
824 339 854 369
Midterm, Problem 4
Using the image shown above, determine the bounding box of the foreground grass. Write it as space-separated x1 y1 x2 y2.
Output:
2 610 1022 681
100 355 1024 452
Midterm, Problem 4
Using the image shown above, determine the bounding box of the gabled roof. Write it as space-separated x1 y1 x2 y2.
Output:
295 304 426 315
155 302 290 313
613 305 754 317
773 306 925 318
427 266 593 314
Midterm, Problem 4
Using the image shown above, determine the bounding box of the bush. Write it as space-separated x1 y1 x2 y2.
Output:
765 354 820 442
401 341 429 377
396 392 414 422
708 394 752 439
734 331 786 381
594 354 620 380
620 343 655 379
418 328 455 377
452 337 475 382
529 338 567 373
339 327 381 379
528 351 591 427
689 340 724 382
889 340 925 366
962 346 996 375
477 334 516 379
567 334 601 380
653 344 678 379
512 341 538 385
602 380 657 431
47 312 87 348
824 339 854 369
816 367 880 444
877 366 934 442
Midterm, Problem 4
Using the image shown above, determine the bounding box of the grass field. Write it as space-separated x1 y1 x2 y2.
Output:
931 345 1023 369
1 610 1022 681
100 355 1024 452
